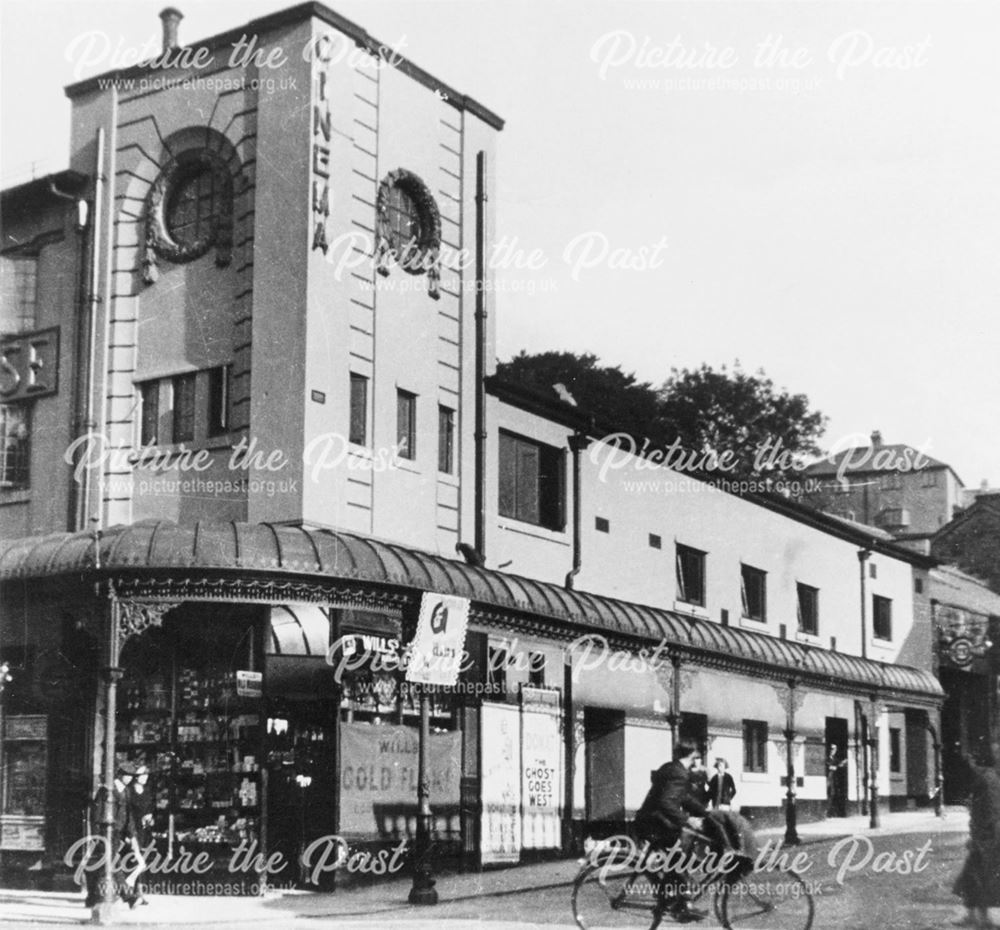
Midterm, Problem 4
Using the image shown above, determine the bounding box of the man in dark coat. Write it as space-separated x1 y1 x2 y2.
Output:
634 738 709 922
84 763 134 908
707 758 737 810
953 754 1000 928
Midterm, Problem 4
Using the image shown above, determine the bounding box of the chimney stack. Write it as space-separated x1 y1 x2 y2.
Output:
160 7 183 53
870 430 883 448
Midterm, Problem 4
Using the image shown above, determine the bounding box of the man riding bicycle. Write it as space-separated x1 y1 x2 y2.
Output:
633 738 709 923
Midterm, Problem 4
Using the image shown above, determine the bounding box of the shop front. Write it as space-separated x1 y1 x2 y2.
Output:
0 520 944 893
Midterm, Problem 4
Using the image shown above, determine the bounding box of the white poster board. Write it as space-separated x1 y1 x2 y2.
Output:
480 703 521 864
521 708 562 849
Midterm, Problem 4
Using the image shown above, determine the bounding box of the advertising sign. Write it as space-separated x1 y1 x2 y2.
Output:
0 816 44 851
480 703 521 864
339 723 461 836
521 708 562 849
405 593 470 686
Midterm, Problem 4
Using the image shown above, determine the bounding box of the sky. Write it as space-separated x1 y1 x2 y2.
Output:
2 0 998 487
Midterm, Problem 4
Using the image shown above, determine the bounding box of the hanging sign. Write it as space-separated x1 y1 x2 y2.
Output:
405 593 470 687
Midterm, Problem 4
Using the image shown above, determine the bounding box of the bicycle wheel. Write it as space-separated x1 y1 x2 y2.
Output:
572 864 665 930
720 869 814 930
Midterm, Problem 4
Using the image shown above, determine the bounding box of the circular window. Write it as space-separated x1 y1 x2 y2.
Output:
165 159 223 249
144 148 234 282
376 170 441 276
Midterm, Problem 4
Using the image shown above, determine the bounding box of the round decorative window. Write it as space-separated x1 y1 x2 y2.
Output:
165 158 224 249
143 148 234 283
376 169 441 277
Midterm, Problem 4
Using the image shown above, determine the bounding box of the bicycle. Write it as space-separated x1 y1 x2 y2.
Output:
572 827 814 929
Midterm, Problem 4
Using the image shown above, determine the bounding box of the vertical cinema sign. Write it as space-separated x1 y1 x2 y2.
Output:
311 40 333 254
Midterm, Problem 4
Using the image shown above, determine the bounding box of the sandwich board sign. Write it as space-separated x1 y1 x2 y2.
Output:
405 593 470 687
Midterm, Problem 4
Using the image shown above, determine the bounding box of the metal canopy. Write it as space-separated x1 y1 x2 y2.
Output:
0 520 942 701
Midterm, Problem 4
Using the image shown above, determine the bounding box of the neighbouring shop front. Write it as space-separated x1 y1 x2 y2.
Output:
0 521 944 892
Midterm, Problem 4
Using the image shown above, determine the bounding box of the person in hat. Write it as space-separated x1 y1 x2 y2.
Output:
84 762 135 908
707 758 736 811
126 765 154 906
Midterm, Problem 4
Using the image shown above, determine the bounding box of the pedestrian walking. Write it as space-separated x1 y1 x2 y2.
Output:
952 752 1000 929
126 764 154 906
84 762 135 908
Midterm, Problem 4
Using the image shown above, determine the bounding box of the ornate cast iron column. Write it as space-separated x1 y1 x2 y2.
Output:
773 677 806 846
94 584 178 925
868 694 882 830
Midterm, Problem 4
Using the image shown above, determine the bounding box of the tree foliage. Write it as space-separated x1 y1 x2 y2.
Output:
494 353 827 479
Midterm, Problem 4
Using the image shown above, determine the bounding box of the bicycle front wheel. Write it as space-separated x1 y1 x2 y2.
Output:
572 864 665 930
720 869 814 930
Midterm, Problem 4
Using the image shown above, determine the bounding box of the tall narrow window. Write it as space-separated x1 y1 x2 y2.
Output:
349 374 368 446
207 365 231 437
797 583 819 635
528 652 546 688
397 390 416 460
0 256 38 334
743 720 768 773
140 381 160 446
889 727 902 774
873 595 893 641
741 565 767 622
487 645 508 696
0 404 30 489
498 431 565 531
675 544 706 607
438 405 455 474
172 373 197 444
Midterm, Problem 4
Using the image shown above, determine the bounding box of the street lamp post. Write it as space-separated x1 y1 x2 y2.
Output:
408 684 438 904
782 679 802 846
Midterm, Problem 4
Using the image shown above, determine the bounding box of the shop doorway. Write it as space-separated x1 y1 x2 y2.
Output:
825 717 849 817
264 698 338 889
584 708 625 827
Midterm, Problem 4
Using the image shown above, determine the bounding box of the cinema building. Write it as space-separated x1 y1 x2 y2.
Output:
0 2 942 891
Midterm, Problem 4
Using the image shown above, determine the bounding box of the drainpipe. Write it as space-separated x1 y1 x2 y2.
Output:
858 548 871 660
564 432 591 590
473 151 488 565
47 178 91 531
79 128 105 532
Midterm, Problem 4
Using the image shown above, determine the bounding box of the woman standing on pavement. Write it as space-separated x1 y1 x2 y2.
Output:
953 751 1000 929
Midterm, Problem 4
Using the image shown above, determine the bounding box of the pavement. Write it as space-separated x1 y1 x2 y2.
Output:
0 807 971 927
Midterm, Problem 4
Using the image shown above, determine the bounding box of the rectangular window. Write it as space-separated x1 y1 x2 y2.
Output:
207 365 231 438
921 469 939 488
0 256 38 334
140 381 160 446
487 645 507 696
349 374 368 446
498 431 565 531
797 583 819 636
397 390 416 460
881 473 902 491
889 727 901 774
438 405 454 474
743 720 768 773
0 404 30 489
873 595 893 641
676 544 706 607
172 373 197 444
528 652 546 688
741 564 767 622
